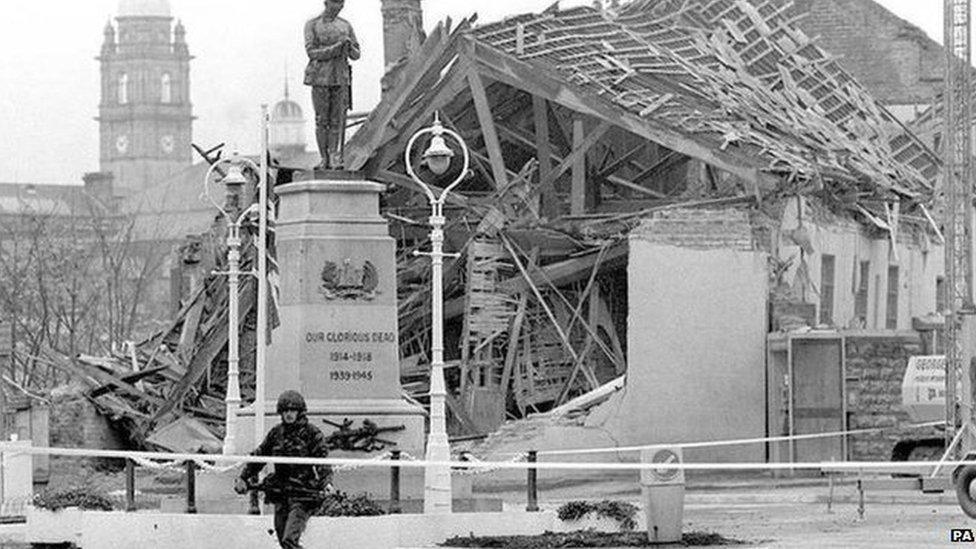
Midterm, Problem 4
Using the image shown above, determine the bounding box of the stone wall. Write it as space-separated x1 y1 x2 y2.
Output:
844 333 941 461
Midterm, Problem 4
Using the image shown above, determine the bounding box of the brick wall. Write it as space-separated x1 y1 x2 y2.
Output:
631 207 755 251
791 0 943 106
844 333 941 460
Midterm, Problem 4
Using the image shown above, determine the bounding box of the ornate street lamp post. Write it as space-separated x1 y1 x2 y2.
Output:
202 155 259 455
406 114 470 514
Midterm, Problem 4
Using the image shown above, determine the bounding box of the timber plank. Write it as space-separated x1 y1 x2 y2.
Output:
498 241 628 295
467 68 509 189
150 277 257 424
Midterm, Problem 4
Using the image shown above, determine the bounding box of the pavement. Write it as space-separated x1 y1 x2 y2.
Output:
3 472 973 547
480 472 975 548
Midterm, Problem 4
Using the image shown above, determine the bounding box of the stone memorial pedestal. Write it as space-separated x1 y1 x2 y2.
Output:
235 176 425 462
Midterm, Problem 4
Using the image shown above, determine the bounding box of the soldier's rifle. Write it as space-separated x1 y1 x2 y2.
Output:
247 477 330 504
322 418 406 452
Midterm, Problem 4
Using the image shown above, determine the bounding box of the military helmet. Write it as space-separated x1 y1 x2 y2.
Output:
276 390 307 414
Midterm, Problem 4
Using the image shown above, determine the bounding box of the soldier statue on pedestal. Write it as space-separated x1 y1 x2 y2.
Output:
305 0 360 171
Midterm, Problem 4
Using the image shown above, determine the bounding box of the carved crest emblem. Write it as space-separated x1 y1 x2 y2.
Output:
321 259 379 300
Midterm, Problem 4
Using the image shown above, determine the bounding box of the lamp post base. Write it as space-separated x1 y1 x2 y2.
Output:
424 431 453 514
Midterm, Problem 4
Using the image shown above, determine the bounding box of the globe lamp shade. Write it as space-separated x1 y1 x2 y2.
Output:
423 135 455 175
222 163 248 190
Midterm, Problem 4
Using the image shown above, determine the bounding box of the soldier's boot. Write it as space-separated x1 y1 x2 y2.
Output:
315 122 331 171
328 129 345 170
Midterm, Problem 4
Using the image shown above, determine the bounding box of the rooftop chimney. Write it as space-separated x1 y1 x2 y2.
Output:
381 0 425 94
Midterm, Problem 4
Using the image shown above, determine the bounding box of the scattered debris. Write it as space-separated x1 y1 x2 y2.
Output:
439 530 749 547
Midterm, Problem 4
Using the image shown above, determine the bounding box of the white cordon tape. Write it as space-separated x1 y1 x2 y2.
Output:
529 421 946 457
334 451 392 472
130 456 185 472
193 459 242 474
15 444 976 472
454 452 527 476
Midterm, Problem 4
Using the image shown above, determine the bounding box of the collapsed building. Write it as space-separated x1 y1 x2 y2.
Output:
66 0 946 464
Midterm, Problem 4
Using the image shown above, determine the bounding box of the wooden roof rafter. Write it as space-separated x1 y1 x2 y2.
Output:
614 0 939 189
351 1 938 215
345 16 476 172
467 38 779 195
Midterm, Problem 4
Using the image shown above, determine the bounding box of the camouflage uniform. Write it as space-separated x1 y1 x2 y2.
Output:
304 10 360 169
241 391 331 549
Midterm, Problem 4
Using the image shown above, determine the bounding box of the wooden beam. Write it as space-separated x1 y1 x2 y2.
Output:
471 149 521 183
467 68 508 189
633 151 686 186
501 291 529 399
601 176 668 199
501 248 536 402
549 120 611 186
90 365 170 398
533 96 557 219
374 169 470 208
470 39 780 192
76 361 165 407
501 235 582 368
151 277 257 424
498 241 628 295
556 285 602 405
345 22 452 170
496 122 667 199
445 389 481 436
596 143 646 178
571 118 586 215
372 57 474 172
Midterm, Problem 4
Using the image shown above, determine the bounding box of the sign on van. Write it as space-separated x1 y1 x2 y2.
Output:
901 355 946 424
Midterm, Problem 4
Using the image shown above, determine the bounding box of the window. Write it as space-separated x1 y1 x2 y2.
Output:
937 276 946 313
854 261 870 327
161 73 172 104
118 73 128 104
820 255 836 325
886 266 900 329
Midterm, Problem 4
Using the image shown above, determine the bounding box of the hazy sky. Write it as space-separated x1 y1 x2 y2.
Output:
0 0 943 184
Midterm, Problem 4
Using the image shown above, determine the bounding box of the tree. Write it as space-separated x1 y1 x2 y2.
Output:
0 193 165 391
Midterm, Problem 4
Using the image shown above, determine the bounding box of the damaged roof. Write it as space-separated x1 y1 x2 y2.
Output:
349 0 939 206
473 0 938 196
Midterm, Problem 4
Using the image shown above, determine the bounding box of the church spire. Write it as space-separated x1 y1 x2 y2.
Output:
284 62 290 100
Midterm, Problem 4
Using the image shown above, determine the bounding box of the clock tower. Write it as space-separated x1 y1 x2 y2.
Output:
98 0 193 197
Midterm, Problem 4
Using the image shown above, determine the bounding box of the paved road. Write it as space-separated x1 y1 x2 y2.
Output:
686 500 970 548
490 477 976 548
4 479 974 547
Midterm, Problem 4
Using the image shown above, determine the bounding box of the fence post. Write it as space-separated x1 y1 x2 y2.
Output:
185 461 197 514
526 450 539 512
125 459 136 512
389 450 402 514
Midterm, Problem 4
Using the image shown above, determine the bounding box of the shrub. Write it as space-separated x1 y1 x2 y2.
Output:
316 490 386 517
33 488 115 512
557 500 638 531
